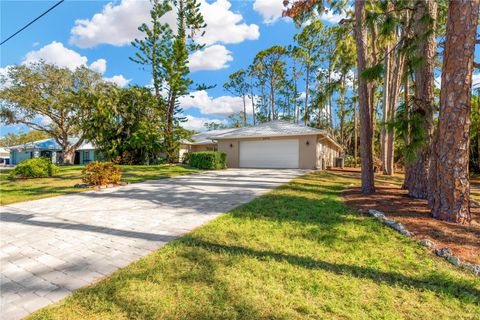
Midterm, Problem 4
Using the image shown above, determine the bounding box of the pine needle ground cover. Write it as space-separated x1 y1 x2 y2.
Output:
27 172 479 319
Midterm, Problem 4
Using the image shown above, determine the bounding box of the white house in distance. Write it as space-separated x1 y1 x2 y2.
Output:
0 147 10 165
9 138 98 165
181 120 342 169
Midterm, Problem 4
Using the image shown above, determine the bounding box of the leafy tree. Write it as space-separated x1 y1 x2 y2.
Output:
224 69 249 126
294 20 325 125
0 130 50 147
131 0 205 162
0 61 103 164
204 122 227 131
83 85 164 164
253 46 287 121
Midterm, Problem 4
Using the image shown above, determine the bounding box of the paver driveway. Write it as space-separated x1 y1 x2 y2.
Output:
0 168 306 319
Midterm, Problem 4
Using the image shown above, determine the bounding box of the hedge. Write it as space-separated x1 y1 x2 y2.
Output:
82 161 122 186
188 151 227 170
9 157 59 179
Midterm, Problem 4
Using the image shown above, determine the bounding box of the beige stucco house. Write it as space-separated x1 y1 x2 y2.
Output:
181 121 342 170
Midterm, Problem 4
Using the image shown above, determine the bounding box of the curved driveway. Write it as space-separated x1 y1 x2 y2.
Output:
0 168 307 319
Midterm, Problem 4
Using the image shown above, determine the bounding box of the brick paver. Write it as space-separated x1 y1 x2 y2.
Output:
0 169 306 319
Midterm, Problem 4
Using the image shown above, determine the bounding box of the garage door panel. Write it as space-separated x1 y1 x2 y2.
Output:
239 139 299 168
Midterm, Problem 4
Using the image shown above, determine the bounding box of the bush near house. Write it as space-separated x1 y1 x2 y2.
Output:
189 151 227 170
9 157 59 179
82 161 122 186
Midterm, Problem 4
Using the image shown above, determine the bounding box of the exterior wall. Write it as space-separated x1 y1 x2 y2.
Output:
79 149 96 164
10 150 34 165
218 135 319 169
316 137 341 169
217 139 239 168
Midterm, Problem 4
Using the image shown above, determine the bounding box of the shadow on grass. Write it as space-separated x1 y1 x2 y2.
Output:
180 236 480 304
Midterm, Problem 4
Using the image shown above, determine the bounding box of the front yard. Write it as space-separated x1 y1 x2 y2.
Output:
0 165 199 205
28 172 479 319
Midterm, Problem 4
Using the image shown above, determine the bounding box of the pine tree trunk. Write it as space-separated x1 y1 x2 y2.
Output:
403 0 437 198
381 43 390 174
242 94 247 126
429 0 479 223
305 63 310 125
354 0 375 194
354 72 358 167
340 74 346 145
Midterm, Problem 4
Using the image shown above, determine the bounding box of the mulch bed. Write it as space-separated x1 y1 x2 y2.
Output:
334 169 480 265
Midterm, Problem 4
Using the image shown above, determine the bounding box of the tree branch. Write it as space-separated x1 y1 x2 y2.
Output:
474 62 480 69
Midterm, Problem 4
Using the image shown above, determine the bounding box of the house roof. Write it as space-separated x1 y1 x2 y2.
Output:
209 120 342 150
181 128 238 145
9 137 95 151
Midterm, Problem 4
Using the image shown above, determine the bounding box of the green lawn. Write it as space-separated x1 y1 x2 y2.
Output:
28 172 479 319
0 165 199 205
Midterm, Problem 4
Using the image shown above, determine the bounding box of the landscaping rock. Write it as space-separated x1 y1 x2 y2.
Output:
74 183 92 188
418 239 435 248
447 256 461 267
435 247 453 258
368 209 384 217
383 219 396 227
471 199 480 208
462 263 480 276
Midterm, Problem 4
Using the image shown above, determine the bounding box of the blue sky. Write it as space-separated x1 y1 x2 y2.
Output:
2 1 478 136
0 0 349 136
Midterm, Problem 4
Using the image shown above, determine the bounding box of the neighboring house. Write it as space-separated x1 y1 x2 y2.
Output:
0 147 10 165
182 120 342 169
179 128 238 160
9 138 98 165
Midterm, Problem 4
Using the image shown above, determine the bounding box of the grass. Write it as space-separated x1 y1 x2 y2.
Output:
27 172 479 319
0 165 199 205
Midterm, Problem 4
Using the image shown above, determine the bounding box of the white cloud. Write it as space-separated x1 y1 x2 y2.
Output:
104 75 131 87
23 41 88 70
70 0 155 48
253 0 284 24
70 0 259 48
0 66 13 88
319 8 348 24
89 58 107 74
197 0 259 45
472 73 480 89
179 90 253 116
189 45 233 71
182 114 227 131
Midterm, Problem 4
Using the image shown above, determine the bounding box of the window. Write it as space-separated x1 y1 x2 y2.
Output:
83 151 91 164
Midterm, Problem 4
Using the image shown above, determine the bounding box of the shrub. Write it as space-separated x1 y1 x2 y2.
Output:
82 161 122 186
188 151 227 170
9 157 59 179
182 152 191 165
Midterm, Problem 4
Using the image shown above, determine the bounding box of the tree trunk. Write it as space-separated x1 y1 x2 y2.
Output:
354 72 358 167
381 43 390 174
250 78 256 126
304 62 310 125
340 74 346 145
270 76 275 121
63 148 75 164
354 0 375 194
429 0 479 223
328 64 333 129
242 94 247 126
403 0 437 197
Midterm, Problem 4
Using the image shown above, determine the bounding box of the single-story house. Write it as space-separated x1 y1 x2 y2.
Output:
0 147 10 165
181 120 342 169
9 138 98 165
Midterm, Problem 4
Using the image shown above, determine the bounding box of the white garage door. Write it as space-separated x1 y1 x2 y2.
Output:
239 139 299 168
